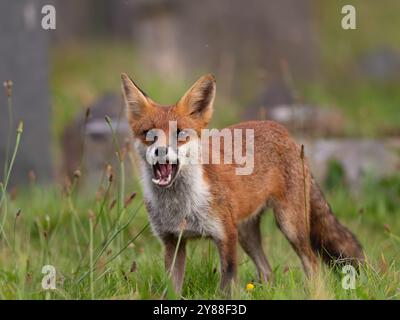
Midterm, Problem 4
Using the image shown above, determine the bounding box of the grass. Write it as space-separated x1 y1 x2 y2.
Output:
0 172 399 299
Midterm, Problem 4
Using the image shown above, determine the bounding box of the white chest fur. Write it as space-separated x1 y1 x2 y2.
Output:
140 162 223 240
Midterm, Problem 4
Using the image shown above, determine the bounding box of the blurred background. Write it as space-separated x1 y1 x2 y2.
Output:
1 0 400 300
1 0 399 192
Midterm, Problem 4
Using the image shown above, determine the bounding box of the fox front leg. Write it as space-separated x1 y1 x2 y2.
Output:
162 234 187 295
214 230 238 294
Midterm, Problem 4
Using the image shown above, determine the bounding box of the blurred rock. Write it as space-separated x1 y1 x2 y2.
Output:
243 103 345 136
61 94 133 186
299 138 400 191
357 47 400 81
250 82 295 107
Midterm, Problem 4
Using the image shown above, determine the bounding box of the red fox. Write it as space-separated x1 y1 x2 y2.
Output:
121 73 363 294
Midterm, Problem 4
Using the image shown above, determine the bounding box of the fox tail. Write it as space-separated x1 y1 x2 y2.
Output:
309 177 364 267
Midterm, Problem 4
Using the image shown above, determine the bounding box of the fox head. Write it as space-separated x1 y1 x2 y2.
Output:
121 73 216 188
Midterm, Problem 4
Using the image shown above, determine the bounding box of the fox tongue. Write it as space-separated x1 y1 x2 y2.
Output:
159 164 172 179
152 163 176 187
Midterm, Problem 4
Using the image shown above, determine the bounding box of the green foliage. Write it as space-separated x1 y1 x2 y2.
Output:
324 159 346 191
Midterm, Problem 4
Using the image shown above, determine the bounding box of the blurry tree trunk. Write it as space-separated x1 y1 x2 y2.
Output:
0 0 52 185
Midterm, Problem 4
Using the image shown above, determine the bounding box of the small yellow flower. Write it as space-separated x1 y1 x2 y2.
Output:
246 283 254 291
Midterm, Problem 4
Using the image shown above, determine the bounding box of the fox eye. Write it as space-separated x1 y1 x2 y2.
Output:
177 128 189 142
142 129 157 142
177 128 185 137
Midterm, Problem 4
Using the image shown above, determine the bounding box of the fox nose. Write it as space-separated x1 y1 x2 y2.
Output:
154 146 168 158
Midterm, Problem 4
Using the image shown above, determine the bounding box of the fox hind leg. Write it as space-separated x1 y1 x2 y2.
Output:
238 214 273 283
273 203 318 277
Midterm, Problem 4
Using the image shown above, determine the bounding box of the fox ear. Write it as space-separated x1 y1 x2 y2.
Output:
177 74 216 125
121 73 151 121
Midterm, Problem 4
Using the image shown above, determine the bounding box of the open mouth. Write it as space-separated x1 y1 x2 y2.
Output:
151 161 180 188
